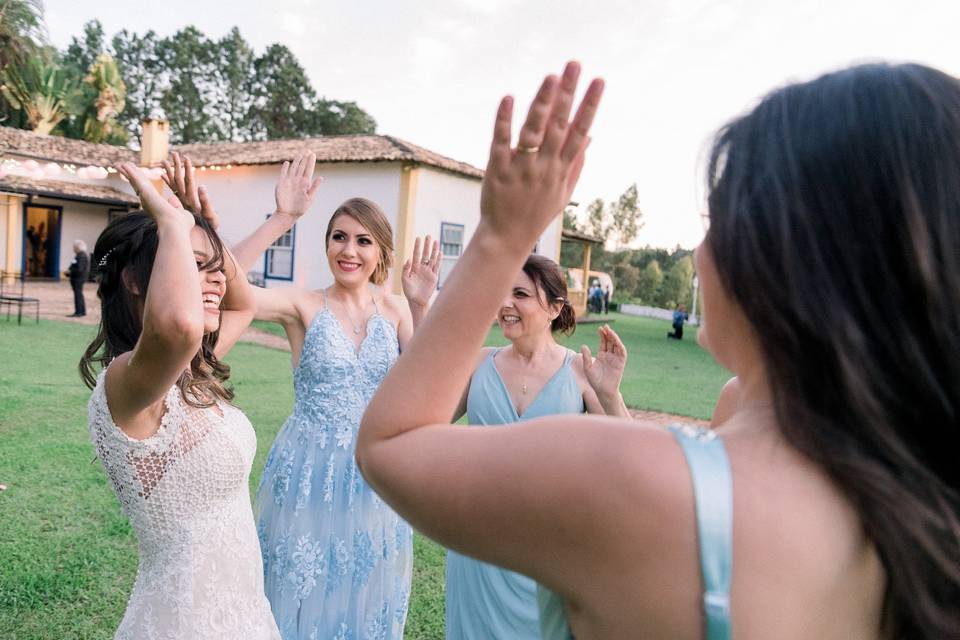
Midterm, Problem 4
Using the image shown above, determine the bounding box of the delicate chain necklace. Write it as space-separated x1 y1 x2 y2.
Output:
327 287 368 334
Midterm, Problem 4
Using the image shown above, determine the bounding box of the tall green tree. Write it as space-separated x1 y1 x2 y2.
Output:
583 197 609 241
111 29 164 143
311 98 376 135
636 260 663 303
0 0 45 69
214 26 254 141
249 44 316 140
158 26 217 143
608 183 643 249
657 255 695 309
61 20 104 78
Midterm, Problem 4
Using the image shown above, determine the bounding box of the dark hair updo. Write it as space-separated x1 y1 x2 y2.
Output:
522 254 577 335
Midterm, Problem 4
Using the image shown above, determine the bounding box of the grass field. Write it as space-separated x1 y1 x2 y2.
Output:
0 315 728 639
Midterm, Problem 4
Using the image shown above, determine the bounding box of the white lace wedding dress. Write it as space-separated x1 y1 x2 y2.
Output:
88 370 281 639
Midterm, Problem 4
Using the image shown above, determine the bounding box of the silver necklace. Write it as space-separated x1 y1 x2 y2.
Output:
328 287 367 334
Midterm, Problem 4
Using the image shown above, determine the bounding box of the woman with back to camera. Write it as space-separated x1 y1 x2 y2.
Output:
357 61 960 639
216 151 439 639
81 163 279 639
445 253 630 639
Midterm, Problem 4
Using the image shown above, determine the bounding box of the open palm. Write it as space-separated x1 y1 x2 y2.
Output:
275 152 322 218
402 236 441 307
581 324 627 399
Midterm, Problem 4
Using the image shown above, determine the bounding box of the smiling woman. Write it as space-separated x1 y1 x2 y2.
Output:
223 152 442 639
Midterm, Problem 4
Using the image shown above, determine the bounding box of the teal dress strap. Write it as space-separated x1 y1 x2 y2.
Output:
667 424 733 640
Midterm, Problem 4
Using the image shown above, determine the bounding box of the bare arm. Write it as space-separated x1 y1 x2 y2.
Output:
161 153 255 358
358 63 611 588
106 163 204 434
232 152 322 272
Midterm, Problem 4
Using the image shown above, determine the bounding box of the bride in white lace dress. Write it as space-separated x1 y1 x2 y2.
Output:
81 159 280 639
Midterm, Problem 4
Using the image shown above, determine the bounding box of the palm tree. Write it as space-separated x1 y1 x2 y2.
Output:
0 0 46 69
1 55 79 134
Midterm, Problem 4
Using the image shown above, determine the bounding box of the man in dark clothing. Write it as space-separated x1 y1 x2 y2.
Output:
66 240 90 317
667 304 688 340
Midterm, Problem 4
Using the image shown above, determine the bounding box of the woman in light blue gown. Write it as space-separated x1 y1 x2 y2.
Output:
446 254 630 639
231 153 441 639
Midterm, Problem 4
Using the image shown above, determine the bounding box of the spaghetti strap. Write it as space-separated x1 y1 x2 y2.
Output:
320 286 328 309
667 424 733 640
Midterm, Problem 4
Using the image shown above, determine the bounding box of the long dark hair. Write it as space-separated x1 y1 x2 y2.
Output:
706 63 960 638
522 254 577 335
79 211 234 408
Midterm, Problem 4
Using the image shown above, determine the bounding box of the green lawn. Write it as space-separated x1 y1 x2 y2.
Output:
0 315 728 639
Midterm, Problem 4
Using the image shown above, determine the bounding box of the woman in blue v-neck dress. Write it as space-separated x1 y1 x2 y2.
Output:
445 254 631 640
230 152 440 639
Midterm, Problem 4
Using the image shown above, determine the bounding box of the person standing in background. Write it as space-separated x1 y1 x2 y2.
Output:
66 240 90 317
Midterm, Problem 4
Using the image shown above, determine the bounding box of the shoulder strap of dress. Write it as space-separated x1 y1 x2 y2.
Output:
667 424 733 640
321 286 328 309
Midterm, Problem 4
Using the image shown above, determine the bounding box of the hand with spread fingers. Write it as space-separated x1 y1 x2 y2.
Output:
401 235 441 308
161 152 219 229
479 61 603 248
275 151 323 219
118 162 195 232
580 324 628 408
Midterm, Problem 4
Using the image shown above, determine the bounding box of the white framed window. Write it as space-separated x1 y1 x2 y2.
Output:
264 222 295 281
438 222 464 288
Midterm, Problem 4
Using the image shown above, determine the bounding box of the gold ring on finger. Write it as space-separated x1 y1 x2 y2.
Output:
517 145 540 154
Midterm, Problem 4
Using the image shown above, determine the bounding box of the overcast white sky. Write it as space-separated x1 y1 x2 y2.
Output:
45 0 960 248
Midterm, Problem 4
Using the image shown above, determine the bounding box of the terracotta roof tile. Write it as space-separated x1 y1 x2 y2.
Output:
0 174 138 205
172 135 484 179
0 126 136 166
0 125 484 180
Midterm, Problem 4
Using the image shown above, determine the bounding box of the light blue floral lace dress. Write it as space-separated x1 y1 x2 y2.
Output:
254 292 412 640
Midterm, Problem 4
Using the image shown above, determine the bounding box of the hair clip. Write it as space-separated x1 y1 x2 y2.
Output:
97 247 117 269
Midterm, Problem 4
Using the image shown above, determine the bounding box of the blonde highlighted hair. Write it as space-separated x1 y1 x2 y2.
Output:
324 198 394 285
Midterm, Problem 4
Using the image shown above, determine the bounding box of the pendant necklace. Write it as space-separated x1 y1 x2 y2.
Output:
522 383 528 395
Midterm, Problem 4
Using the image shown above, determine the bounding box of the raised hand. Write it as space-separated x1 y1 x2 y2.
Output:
580 324 627 402
479 61 603 249
402 235 441 307
118 162 194 232
161 152 219 230
275 151 323 218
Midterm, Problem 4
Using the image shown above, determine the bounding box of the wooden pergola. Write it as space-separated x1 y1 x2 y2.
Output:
560 228 604 317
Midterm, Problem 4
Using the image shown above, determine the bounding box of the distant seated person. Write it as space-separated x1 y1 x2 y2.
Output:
667 303 688 339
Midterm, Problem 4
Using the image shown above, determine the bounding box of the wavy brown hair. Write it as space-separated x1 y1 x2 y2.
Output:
706 63 960 638
79 211 234 408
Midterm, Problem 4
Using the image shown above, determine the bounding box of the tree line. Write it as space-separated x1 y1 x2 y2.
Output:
0 4 377 146
562 183 695 310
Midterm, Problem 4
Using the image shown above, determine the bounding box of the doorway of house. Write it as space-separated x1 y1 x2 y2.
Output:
22 204 62 278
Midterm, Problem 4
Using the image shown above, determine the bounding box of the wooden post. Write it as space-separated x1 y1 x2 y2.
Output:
581 241 592 315
5 195 22 273
393 163 419 294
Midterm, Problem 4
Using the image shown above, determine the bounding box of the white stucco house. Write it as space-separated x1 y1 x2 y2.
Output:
0 120 564 296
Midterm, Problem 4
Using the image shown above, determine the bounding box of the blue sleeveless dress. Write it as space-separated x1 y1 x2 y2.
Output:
445 347 584 640
538 423 733 640
254 292 412 640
